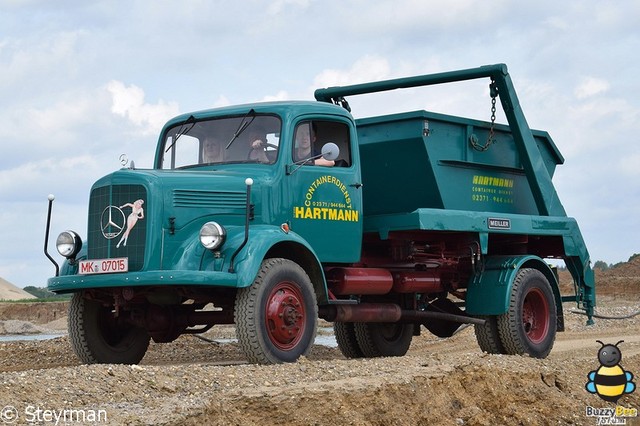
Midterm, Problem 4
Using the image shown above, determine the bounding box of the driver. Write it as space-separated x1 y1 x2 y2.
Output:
247 129 270 163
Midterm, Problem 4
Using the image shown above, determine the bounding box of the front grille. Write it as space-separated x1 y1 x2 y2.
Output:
87 184 148 271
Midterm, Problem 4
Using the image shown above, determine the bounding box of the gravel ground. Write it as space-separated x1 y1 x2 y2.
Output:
1 261 639 426
0 296 638 425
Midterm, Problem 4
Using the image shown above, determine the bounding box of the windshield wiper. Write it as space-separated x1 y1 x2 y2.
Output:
165 115 196 153
225 109 256 150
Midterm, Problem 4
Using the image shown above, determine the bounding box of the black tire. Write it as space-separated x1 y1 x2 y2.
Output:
424 298 465 338
334 322 365 358
497 268 557 358
234 258 318 364
474 315 507 354
354 322 413 357
68 293 150 364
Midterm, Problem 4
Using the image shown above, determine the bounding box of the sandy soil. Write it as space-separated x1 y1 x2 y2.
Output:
0 261 638 425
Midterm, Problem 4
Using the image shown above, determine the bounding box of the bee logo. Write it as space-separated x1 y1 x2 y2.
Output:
586 340 636 403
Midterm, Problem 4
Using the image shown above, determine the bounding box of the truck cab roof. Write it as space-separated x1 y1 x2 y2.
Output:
162 100 353 129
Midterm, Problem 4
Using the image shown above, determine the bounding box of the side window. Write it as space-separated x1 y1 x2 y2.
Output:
292 120 351 167
162 134 200 169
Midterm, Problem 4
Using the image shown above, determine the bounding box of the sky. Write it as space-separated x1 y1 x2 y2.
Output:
0 0 639 288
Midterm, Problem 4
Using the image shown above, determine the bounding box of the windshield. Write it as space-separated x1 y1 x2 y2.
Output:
159 114 281 169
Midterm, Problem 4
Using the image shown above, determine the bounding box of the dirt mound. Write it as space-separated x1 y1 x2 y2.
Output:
0 277 36 301
0 320 49 335
187 353 640 426
0 301 68 325
606 255 640 277
558 256 640 301
594 256 640 300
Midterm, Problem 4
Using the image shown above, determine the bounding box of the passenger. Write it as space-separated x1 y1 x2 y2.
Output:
295 124 334 167
202 136 224 163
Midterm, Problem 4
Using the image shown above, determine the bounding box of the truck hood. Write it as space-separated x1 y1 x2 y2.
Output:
91 167 270 232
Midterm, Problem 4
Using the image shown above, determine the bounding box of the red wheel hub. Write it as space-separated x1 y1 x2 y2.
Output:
265 281 306 350
522 287 550 344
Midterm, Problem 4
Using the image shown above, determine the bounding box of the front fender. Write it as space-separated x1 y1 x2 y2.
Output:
465 255 563 329
214 225 325 291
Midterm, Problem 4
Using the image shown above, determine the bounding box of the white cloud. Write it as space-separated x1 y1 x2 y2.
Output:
25 96 99 143
213 95 232 108
0 85 118 162
107 80 180 136
0 156 99 201
267 0 311 15
344 0 509 35
619 152 640 178
542 16 570 31
574 77 610 99
261 91 290 102
0 30 88 92
313 55 392 89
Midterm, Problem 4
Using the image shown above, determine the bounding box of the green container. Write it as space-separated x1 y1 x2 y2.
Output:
357 110 564 216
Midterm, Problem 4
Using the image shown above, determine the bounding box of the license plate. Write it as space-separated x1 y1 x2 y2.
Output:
79 258 128 275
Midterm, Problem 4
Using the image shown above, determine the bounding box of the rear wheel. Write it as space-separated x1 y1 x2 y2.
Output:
68 293 150 364
497 268 557 358
334 322 365 358
424 297 465 338
354 322 413 357
474 315 506 354
235 258 318 364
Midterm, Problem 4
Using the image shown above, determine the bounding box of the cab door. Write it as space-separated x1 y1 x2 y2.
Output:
287 119 362 263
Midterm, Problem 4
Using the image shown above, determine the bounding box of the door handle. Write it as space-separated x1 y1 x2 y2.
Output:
349 183 363 189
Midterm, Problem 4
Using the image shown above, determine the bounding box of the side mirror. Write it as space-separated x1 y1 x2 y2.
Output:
321 143 340 161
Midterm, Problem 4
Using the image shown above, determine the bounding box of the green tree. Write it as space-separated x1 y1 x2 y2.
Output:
593 260 609 271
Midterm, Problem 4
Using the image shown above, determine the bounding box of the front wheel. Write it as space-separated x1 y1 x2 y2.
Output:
68 293 150 364
235 258 318 364
497 268 557 358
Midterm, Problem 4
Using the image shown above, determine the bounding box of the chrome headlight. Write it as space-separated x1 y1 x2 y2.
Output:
56 230 82 259
199 222 226 250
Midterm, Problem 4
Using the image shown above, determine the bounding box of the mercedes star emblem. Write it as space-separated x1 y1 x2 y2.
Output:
100 205 126 239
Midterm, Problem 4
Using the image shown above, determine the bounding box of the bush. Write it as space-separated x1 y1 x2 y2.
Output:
593 260 610 271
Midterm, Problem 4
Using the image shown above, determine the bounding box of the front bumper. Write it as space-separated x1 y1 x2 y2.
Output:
48 270 239 293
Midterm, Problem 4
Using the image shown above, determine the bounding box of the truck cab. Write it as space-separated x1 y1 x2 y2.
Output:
49 101 367 364
154 101 364 268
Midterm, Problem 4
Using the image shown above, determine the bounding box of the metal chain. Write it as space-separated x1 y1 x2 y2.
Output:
470 78 498 151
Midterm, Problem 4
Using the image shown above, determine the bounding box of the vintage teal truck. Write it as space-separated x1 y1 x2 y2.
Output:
45 64 595 364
